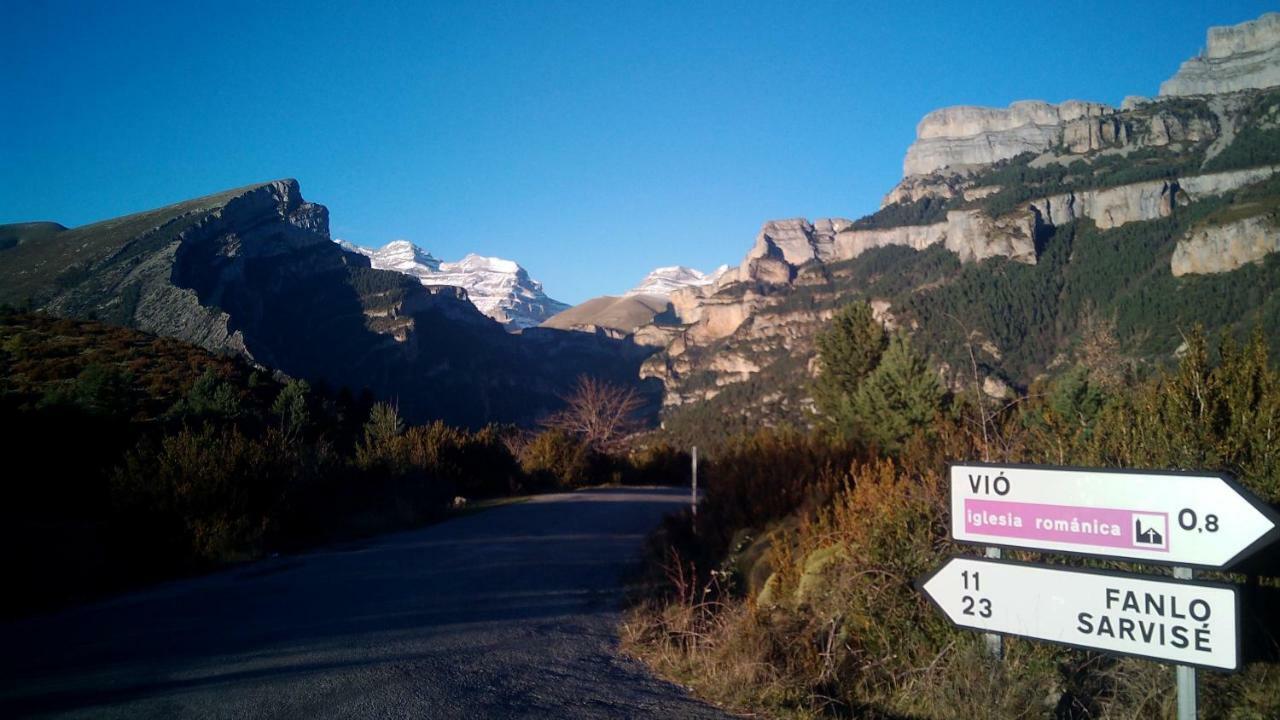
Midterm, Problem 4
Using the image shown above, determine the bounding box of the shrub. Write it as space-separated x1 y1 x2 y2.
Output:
627 330 1280 718
111 426 286 566
519 429 592 490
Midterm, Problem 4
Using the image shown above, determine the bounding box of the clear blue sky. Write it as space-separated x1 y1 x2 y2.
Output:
2 1 1274 303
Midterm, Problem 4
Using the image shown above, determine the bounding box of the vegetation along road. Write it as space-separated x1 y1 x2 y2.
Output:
0 487 731 719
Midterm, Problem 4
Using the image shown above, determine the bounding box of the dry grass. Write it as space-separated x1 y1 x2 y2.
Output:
624 449 1278 719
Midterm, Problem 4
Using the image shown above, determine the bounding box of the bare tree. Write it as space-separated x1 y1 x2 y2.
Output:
542 375 644 453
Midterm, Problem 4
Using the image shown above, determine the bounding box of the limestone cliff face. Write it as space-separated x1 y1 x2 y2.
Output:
1029 180 1178 230
736 218 852 282
896 12 1280 180
634 11 1280 427
1172 213 1280 276
1161 13 1280 96
827 210 1037 266
638 164 1280 410
903 100 1112 177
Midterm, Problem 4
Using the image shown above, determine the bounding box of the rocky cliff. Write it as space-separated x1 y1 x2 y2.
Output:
1160 13 1280 97
1173 212 1280 276
626 11 1280 436
0 180 657 426
903 101 1113 177
888 14 1280 190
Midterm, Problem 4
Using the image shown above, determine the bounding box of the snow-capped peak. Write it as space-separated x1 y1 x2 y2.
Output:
442 253 522 276
334 239 567 330
626 264 731 297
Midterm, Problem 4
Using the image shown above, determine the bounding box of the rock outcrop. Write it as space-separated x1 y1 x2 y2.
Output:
1160 13 1280 97
1029 180 1178 230
624 11 1280 432
1172 213 1280 276
902 100 1112 177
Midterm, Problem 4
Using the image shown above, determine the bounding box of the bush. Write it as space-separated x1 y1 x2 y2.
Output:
625 441 691 486
112 426 286 565
519 429 592 490
627 330 1280 718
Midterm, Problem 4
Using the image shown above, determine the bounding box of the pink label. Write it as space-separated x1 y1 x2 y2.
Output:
964 499 1169 552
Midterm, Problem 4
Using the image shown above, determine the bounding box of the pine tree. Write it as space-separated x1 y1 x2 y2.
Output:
363 401 404 446
849 333 943 452
272 379 311 441
813 301 887 424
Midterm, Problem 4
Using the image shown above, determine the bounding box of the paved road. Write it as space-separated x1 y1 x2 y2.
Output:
0 487 732 719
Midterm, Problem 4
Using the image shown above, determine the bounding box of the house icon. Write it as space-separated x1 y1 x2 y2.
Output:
1135 518 1164 545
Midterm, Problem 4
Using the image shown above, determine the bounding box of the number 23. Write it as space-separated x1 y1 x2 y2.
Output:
962 595 992 618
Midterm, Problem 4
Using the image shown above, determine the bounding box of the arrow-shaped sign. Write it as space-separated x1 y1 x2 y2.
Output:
918 557 1240 671
950 463 1280 569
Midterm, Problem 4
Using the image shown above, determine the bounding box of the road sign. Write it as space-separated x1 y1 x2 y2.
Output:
918 557 1240 671
950 463 1280 569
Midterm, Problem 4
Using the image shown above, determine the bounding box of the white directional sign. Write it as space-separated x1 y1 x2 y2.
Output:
919 557 1240 671
951 463 1280 569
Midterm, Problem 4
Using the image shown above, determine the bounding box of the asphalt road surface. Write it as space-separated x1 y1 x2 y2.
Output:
0 487 733 719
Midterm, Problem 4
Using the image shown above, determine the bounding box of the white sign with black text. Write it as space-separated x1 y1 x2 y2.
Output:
919 557 1240 671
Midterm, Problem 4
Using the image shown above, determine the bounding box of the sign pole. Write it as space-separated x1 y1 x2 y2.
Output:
690 446 698 531
984 546 1003 660
1173 565 1197 720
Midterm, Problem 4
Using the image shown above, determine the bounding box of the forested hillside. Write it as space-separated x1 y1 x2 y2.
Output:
0 310 679 616
627 306 1280 718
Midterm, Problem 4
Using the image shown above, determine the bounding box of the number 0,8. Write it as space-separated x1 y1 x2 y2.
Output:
962 595 992 618
1178 509 1220 532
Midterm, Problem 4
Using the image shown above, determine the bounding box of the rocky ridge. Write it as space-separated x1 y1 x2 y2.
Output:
902 101 1113 177
626 11 1280 426
0 180 657 426
1160 13 1280 97
891 14 1280 186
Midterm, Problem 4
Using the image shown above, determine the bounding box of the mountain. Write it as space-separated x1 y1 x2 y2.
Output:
634 11 1280 441
337 240 569 330
626 265 730 297
541 294 675 339
0 180 657 427
540 264 730 340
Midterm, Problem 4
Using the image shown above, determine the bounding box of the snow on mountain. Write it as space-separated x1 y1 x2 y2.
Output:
336 240 569 330
625 265 731 297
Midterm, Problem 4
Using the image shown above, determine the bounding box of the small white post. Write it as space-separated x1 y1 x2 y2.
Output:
691 446 698 529
984 546 1004 660
1173 565 1197 720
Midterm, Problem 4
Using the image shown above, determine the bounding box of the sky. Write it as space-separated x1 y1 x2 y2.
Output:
2 1 1276 304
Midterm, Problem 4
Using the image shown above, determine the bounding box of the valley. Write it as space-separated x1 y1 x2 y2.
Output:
4 6 1280 720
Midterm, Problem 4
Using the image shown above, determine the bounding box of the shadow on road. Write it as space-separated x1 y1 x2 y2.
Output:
0 487 728 719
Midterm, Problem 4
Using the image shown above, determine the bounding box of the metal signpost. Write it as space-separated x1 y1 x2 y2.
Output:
919 462 1280 719
691 446 698 525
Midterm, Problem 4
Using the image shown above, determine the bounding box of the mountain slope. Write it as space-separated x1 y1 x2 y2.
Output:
541 294 674 339
0 180 657 427
638 11 1280 443
339 240 569 330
